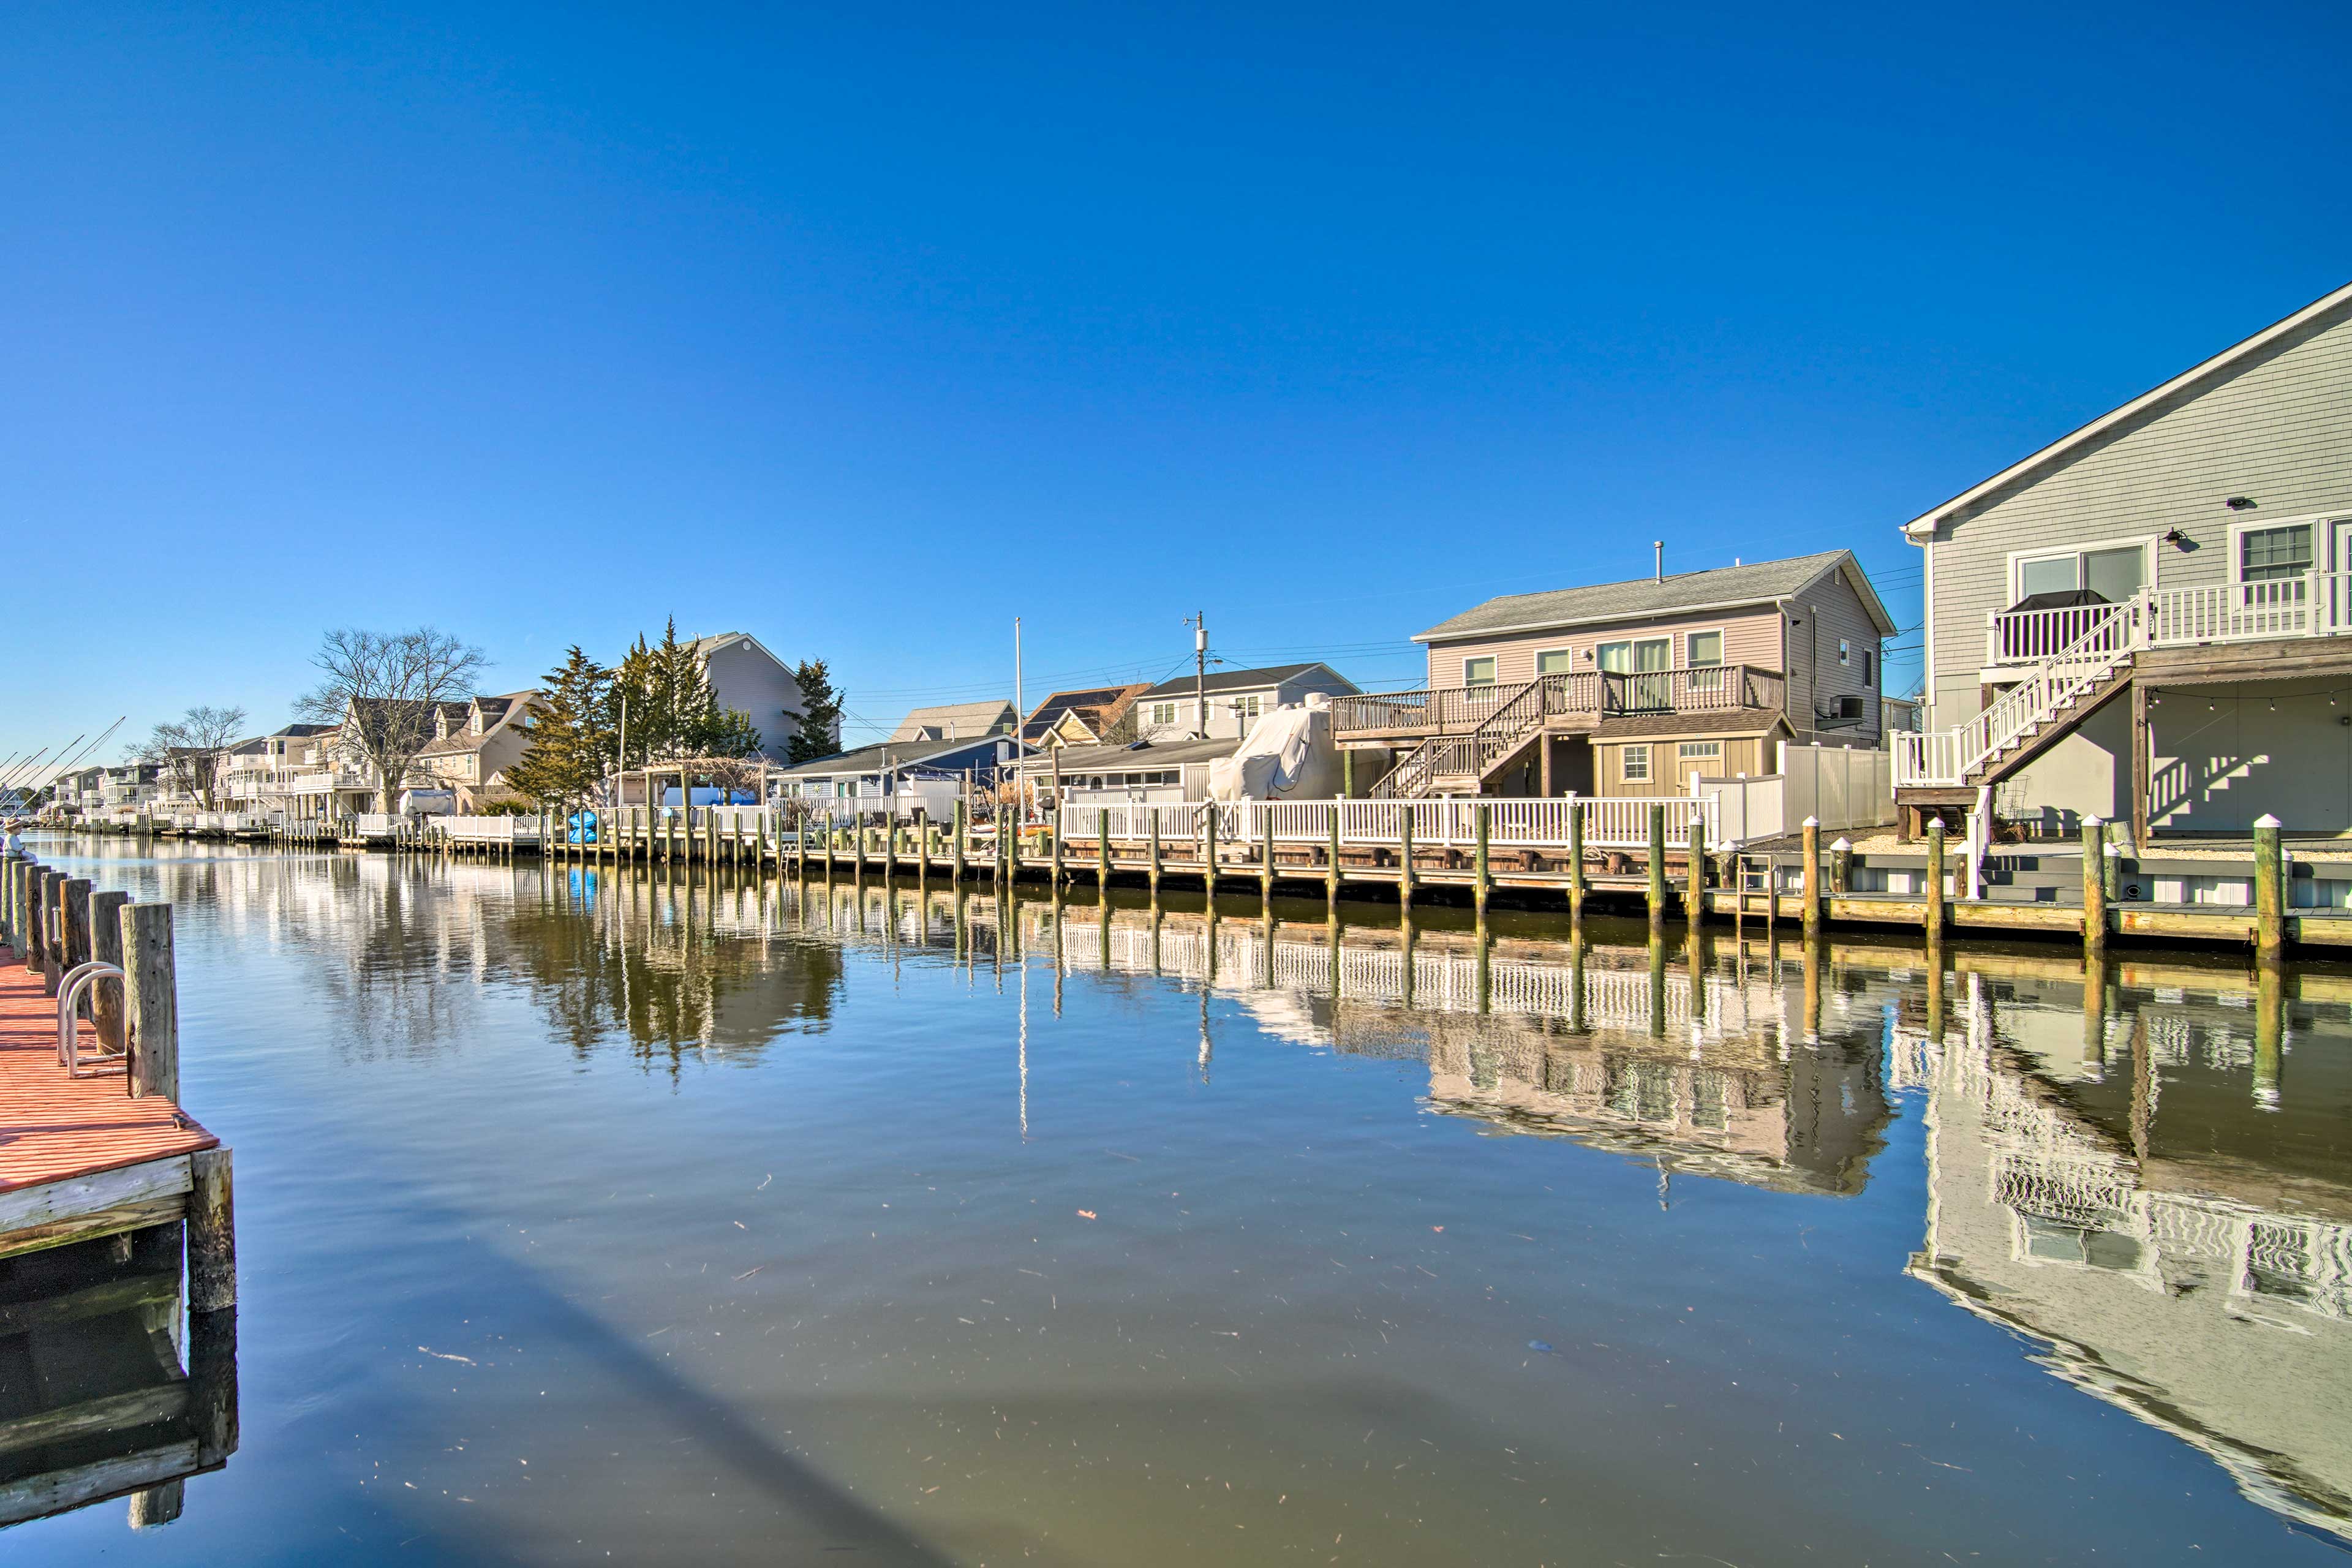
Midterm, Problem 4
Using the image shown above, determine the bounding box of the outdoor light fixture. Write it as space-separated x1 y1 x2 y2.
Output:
2162 527 2188 546
2225 496 2256 510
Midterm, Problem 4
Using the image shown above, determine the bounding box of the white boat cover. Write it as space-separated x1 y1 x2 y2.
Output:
1206 695 1341 801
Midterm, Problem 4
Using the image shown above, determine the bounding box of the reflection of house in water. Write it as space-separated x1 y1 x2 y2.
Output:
1899 974 2352 1542
1045 907 1898 1199
0 1229 236 1532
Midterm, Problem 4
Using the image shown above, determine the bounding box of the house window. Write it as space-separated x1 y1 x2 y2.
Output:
1463 657 1498 687
1686 631 1723 666
2015 543 2147 603
1677 741 1721 784
1596 638 1670 674
1148 702 1177 728
1621 744 1651 783
1863 649 1875 686
1838 638 1850 666
1535 649 1575 677
2239 523 2313 583
1232 695 1262 722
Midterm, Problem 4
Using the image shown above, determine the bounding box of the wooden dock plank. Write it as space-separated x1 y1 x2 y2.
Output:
0 948 216 1199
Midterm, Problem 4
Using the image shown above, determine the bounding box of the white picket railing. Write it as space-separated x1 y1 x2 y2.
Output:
1910 571 2352 789
437 816 542 843
1058 795 1717 852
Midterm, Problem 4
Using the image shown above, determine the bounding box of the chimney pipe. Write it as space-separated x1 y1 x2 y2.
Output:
1654 541 1664 582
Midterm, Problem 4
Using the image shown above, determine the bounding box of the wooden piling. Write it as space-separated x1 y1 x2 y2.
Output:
1925 819 1947 949
1204 806 1219 900
1566 797 1584 921
953 799 968 882
1646 804 1667 933
123 902 178 1102
62 877 92 973
2081 813 2108 956
2253 813 2284 963
1472 804 1491 920
1326 806 1341 910
1396 807 1413 911
1801 816 1822 943
1684 809 1703 925
39 870 63 994
189 1147 236 1311
1259 810 1274 902
1098 814 1111 890
1148 810 1162 895
90 888 129 1051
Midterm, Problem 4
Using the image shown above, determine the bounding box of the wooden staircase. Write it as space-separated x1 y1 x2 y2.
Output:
1894 600 2144 793
1372 677 1548 799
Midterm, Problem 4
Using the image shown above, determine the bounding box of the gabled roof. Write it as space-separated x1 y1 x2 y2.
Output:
889 699 1016 742
1415 550 1897 641
1137 663 1355 699
690 631 794 672
1014 734 1242 772
1903 279 2352 540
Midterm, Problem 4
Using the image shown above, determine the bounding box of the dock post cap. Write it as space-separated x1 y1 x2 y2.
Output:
2082 812 2103 826
1830 837 1851 851
1801 816 1819 828
2255 813 2284 828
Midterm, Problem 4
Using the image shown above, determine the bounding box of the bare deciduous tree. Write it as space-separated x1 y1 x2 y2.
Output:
296 628 487 812
136 705 251 811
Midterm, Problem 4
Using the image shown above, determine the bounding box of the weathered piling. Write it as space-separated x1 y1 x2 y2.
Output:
62 877 93 984
1924 818 1947 948
1472 804 1491 920
1646 804 1667 932
1149 811 1163 895
2081 813 2108 956
1325 809 1340 908
1259 813 1274 902
2253 813 2284 964
1204 808 1219 900
1566 801 1584 921
1684 809 1703 924
954 800 968 881
40 870 64 994
1098 816 1112 889
90 888 129 1050
1800 816 1821 943
189 1147 236 1311
1396 808 1413 911
124 902 179 1101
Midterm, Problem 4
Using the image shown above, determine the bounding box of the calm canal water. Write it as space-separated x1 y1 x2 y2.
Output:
9 834 2351 1565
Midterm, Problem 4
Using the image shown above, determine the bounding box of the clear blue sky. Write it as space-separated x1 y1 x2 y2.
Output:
6 2 2347 763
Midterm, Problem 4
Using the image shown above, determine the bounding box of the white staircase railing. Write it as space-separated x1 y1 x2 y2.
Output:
1896 598 2143 788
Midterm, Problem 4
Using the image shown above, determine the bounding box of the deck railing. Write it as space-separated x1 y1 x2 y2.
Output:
1335 665 1777 740
1060 794 1718 852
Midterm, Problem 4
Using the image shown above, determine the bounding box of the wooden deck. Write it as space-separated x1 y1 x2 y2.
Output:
0 948 216 1260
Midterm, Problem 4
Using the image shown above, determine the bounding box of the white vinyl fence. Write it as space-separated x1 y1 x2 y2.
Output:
1694 745 1894 845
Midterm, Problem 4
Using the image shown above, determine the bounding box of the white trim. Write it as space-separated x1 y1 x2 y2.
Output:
2225 511 2340 584
1594 634 1672 674
2002 532 2158 603
1619 742 1652 783
1461 654 1499 687
1903 280 2352 538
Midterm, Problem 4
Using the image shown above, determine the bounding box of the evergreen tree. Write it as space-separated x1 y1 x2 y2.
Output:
508 647 614 804
610 619 761 763
788 659 843 763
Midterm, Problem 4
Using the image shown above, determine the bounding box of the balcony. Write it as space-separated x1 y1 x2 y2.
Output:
1986 573 2352 667
1333 665 1785 743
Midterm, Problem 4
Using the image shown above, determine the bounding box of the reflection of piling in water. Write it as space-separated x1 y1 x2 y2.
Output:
2254 959 2283 1110
1802 935 1822 1041
1647 933 1667 1039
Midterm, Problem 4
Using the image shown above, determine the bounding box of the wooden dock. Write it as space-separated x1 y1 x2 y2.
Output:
0 851 237 1536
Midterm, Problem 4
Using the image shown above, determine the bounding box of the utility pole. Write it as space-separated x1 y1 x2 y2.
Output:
1187 613 1208 738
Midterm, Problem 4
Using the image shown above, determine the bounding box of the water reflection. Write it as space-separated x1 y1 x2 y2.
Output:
1898 965 2352 1541
0 1226 237 1532
17 837 2352 1560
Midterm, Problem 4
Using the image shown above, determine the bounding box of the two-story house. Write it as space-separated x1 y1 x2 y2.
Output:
417 692 540 812
688 633 807 764
1133 663 1361 742
890 700 1017 744
1897 279 2352 842
1336 551 1896 799
1020 684 1153 749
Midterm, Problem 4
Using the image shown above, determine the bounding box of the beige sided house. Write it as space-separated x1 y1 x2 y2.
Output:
1336 551 1895 800
1898 279 2352 841
417 691 540 811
